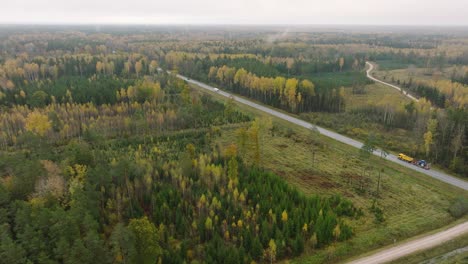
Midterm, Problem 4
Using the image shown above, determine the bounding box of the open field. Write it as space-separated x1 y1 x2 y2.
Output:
299 71 370 90
299 82 418 172
344 83 411 110
192 84 468 263
372 67 454 84
374 60 426 71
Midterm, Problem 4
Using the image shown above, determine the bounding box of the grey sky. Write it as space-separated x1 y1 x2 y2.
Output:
1 0 467 25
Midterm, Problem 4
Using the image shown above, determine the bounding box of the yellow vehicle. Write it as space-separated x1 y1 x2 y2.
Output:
398 153 414 163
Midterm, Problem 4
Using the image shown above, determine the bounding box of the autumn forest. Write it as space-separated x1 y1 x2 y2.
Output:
0 25 467 264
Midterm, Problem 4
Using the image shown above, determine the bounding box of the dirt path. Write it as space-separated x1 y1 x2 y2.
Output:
365 61 419 102
346 221 468 264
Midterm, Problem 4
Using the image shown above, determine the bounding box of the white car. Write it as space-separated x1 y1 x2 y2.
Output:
213 88 219 92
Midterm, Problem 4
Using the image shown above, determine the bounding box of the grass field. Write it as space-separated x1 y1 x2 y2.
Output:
344 82 411 110
299 82 415 164
194 84 468 263
374 60 426 71
372 63 456 85
300 71 370 90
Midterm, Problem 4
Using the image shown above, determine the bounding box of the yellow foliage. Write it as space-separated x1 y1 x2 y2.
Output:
25 111 51 136
281 210 288 222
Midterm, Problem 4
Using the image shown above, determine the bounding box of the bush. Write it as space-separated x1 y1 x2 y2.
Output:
449 197 468 218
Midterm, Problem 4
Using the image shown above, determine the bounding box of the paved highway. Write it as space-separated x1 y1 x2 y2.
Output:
169 71 468 191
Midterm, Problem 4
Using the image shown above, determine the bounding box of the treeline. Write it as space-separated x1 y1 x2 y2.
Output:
163 51 367 84
401 80 446 108
0 80 249 147
349 100 467 175
451 67 468 85
391 77 468 108
210 65 345 113
0 76 135 107
427 107 468 174
164 55 347 113
0 53 158 90
208 55 366 77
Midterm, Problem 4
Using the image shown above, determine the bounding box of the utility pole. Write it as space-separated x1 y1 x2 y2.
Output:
377 168 383 197
312 150 315 167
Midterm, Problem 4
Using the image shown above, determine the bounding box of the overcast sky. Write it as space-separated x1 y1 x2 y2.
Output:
1 0 468 25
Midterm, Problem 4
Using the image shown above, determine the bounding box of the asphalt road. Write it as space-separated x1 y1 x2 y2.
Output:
346 221 468 264
170 72 468 191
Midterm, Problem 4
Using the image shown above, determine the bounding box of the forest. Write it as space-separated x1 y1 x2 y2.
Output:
0 30 359 263
0 26 467 264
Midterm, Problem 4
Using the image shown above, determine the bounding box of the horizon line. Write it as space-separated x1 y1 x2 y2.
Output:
1 22 468 27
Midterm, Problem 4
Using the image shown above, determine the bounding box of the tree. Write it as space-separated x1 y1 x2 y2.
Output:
360 133 377 159
149 60 158 74
251 237 263 260
25 111 51 137
299 79 315 96
0 224 26 264
285 78 298 111
135 61 143 78
339 57 345 71
234 68 248 87
424 119 438 157
205 217 213 239
96 61 103 75
281 210 288 222
110 223 136 264
128 217 162 264
264 239 277 264
33 160 65 199
248 120 261 166
29 91 49 108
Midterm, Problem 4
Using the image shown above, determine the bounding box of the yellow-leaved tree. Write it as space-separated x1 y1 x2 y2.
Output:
25 111 51 137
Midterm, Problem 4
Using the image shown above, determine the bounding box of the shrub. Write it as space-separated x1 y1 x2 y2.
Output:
449 197 468 218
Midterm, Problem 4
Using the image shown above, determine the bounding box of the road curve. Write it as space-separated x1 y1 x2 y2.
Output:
346 221 468 264
365 61 419 102
163 69 468 191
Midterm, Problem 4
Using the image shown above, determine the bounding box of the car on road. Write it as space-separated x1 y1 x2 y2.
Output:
213 88 219 92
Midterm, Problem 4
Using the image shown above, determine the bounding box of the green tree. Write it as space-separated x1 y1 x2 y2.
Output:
0 224 26 264
29 90 49 108
251 237 263 261
110 223 136 264
128 217 162 264
360 133 377 159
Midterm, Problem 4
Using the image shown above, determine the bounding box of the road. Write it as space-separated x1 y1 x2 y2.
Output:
346 221 468 264
169 71 468 191
365 61 419 102
161 69 468 263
